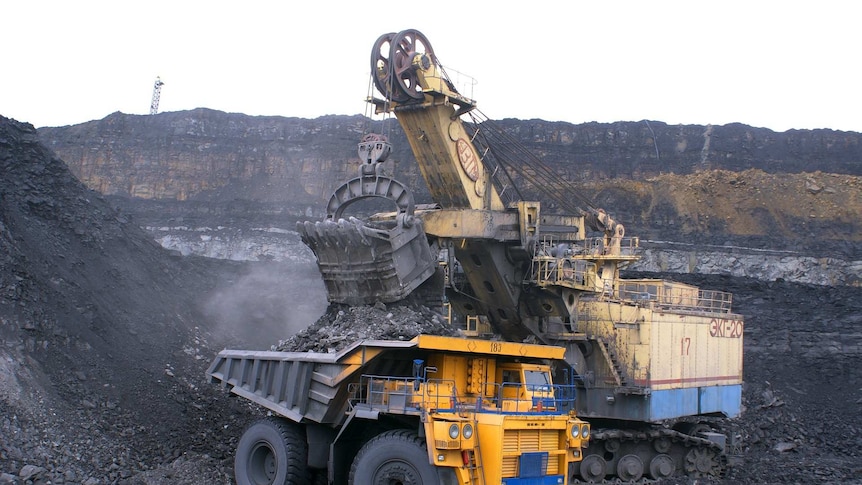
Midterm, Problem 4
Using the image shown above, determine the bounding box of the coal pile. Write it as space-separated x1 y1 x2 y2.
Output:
275 302 460 352
0 116 252 484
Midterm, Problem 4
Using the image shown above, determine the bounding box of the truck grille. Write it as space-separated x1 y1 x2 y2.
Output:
502 429 560 476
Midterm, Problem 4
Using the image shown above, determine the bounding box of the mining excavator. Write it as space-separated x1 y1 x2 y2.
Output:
209 29 743 484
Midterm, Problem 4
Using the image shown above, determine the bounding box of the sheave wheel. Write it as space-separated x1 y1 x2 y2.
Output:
371 32 410 103
349 430 441 485
234 418 310 485
390 29 436 100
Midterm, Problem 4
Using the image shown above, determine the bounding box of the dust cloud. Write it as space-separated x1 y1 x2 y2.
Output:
201 259 328 349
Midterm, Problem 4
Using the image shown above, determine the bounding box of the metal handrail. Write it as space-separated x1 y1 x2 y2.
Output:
617 280 734 313
349 375 577 415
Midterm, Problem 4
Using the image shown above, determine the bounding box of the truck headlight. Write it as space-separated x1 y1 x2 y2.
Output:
571 425 578 438
581 425 590 439
448 423 460 439
462 423 474 439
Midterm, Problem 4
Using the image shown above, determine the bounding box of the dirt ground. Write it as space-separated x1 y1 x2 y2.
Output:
2 115 861 484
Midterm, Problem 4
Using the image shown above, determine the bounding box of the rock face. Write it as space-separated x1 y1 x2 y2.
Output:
635 246 862 286
493 119 862 178
37 110 862 258
588 169 862 257
38 111 862 206
37 109 393 207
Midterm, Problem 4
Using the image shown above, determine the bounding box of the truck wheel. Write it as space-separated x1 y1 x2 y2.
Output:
348 430 441 485
234 418 310 485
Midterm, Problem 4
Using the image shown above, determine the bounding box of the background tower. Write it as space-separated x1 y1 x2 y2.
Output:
150 77 165 115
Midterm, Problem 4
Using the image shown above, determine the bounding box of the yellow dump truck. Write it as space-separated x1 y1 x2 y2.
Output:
208 335 590 484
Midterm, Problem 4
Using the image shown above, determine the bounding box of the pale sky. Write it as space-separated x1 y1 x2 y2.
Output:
3 1 860 132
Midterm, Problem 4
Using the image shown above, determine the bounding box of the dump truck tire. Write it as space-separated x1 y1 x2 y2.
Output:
234 418 310 485
348 430 441 485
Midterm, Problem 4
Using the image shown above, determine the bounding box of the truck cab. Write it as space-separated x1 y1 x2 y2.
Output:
497 363 561 413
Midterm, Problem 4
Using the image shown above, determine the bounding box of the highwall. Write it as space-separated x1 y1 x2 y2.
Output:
147 226 862 287
633 242 861 287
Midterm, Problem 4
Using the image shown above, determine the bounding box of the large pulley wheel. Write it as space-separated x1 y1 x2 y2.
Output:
390 29 437 99
370 29 437 102
390 29 435 100
349 430 441 485
234 418 310 485
371 32 410 103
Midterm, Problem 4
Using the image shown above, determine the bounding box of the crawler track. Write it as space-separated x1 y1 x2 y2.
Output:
573 428 727 482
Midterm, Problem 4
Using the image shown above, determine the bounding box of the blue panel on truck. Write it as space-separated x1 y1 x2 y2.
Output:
699 385 742 418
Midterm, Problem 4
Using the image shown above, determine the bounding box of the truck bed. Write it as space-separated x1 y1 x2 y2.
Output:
207 340 415 424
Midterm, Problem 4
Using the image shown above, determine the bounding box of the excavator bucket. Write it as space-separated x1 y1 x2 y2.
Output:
300 134 438 305
298 216 437 305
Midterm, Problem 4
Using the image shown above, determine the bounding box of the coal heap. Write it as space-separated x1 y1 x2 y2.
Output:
275 302 460 352
0 116 245 484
